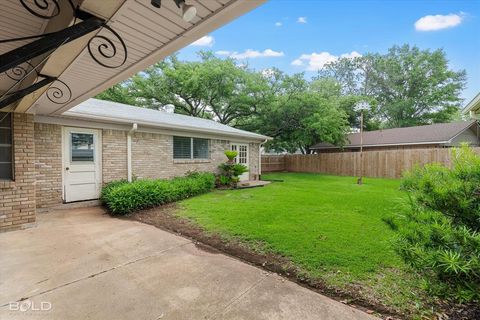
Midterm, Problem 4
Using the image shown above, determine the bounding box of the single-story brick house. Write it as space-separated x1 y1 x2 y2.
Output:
311 120 480 153
0 0 266 232
0 99 269 230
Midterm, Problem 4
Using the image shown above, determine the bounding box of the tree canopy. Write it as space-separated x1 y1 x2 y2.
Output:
319 44 466 128
96 44 467 153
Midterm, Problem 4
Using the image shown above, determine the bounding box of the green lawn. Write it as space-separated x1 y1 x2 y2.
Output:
177 173 429 316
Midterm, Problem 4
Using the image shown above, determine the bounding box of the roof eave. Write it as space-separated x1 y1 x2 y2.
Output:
311 140 451 150
61 110 271 142
463 92 480 114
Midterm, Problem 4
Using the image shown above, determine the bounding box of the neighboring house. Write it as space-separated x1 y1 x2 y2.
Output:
311 120 480 153
463 92 480 119
0 0 266 232
4 98 269 210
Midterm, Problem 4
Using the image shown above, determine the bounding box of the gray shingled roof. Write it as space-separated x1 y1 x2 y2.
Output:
311 120 477 149
63 99 270 141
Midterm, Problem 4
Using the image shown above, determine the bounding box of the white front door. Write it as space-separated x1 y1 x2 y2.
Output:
231 143 249 181
63 127 102 202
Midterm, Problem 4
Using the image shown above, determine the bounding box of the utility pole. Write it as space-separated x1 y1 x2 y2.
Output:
354 101 370 185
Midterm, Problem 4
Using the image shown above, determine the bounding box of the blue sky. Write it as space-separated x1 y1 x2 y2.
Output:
178 0 480 105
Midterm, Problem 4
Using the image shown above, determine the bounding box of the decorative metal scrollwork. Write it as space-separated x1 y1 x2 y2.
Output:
46 79 72 104
87 24 128 69
19 0 61 19
5 62 38 81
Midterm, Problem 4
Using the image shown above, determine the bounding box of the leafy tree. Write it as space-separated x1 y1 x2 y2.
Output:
123 53 271 126
95 82 137 105
262 91 349 154
368 45 466 127
131 54 211 118
320 44 467 128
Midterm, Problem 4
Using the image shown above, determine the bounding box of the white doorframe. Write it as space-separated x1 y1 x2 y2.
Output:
231 142 249 181
62 127 102 202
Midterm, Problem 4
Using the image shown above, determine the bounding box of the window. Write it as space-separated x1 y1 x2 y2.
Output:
173 136 209 160
71 133 94 162
0 112 13 180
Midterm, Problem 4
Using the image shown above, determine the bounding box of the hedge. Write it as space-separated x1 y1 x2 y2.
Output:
101 172 216 215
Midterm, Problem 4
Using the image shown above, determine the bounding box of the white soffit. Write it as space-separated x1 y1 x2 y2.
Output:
27 0 266 115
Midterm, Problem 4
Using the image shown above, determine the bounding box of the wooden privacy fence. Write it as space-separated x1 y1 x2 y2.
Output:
262 148 480 179
261 155 286 172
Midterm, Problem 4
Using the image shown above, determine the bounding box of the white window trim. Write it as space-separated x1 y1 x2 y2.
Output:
173 136 210 160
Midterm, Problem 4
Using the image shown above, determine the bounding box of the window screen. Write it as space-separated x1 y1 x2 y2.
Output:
173 136 192 159
173 136 210 159
193 138 209 159
0 112 13 180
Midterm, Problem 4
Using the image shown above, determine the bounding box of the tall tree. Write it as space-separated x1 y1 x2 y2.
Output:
262 91 349 154
131 54 211 118
320 44 467 128
114 53 272 126
368 45 466 127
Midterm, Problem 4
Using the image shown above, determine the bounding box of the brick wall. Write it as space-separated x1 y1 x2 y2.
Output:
102 129 128 183
34 123 62 208
131 132 233 179
0 113 36 232
1 116 260 231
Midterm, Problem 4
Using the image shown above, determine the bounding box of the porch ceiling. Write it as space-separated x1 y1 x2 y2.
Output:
0 0 265 115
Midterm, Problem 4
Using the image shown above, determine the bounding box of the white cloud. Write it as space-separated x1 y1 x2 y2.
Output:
297 17 307 24
291 59 303 66
220 49 284 59
275 22 282 27
215 50 231 56
414 13 463 31
291 51 361 71
190 35 214 47
340 51 362 59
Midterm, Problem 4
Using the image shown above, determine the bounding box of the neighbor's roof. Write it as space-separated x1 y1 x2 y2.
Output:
63 99 270 141
463 92 480 114
311 120 477 149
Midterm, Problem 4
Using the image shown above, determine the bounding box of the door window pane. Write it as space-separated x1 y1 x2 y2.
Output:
173 136 191 159
238 145 247 164
71 133 94 162
193 138 209 159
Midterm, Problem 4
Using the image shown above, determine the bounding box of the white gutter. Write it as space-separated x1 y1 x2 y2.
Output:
62 111 271 142
127 123 138 182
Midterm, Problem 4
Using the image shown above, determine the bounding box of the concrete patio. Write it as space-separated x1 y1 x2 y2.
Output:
0 207 377 320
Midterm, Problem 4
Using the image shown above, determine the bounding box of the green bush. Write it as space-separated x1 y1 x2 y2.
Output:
390 146 480 302
224 150 238 161
101 172 215 215
217 162 248 188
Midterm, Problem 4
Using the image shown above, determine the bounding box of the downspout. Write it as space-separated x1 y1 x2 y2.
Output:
127 123 138 182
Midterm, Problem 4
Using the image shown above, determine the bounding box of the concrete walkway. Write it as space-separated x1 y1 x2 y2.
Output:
0 207 377 320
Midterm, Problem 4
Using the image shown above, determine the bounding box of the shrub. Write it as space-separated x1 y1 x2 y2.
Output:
217 162 248 188
390 145 480 302
101 172 215 215
224 150 238 162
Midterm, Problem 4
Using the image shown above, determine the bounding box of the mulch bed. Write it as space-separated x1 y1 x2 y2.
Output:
123 204 479 320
